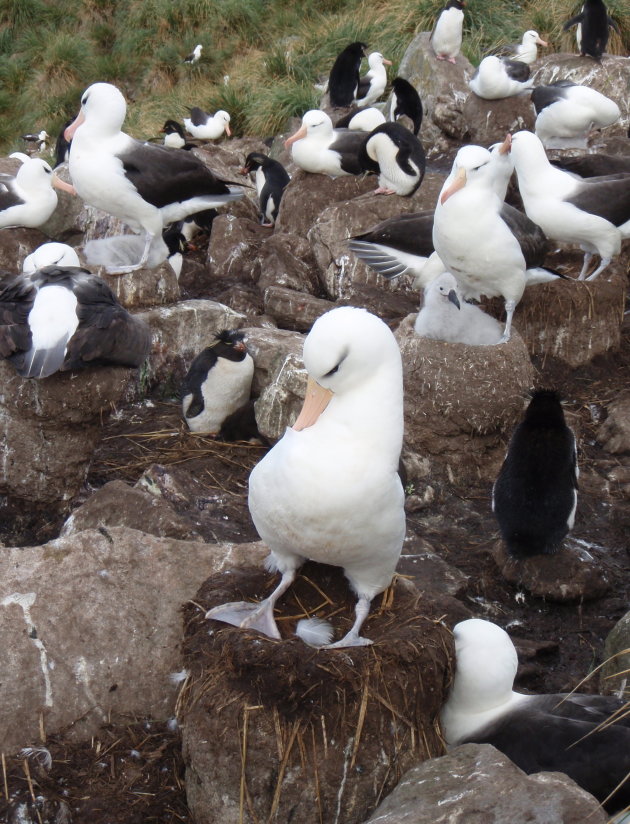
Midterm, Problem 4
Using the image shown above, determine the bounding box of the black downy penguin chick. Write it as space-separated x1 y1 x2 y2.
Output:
492 390 578 557
563 0 620 61
239 152 290 226
360 122 426 196
181 330 254 435
0 265 151 378
328 42 367 107
389 78 423 136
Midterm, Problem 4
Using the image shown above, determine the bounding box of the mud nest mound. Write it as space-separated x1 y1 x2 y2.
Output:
180 562 453 824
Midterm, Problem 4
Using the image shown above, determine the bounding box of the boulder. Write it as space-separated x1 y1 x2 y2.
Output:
0 527 267 750
462 93 536 146
600 610 630 699
363 743 607 823
241 324 304 398
0 227 51 272
395 315 534 483
598 391 630 454
181 566 453 824
206 214 271 283
254 232 320 295
0 360 136 504
254 349 305 439
263 286 334 331
397 32 474 149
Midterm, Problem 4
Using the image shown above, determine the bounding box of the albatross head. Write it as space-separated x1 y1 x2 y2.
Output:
284 110 333 149
65 82 127 142
439 144 494 203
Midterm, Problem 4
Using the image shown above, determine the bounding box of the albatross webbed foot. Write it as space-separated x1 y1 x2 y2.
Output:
205 599 281 639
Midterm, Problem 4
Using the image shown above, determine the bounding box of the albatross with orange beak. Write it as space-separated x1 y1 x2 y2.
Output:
206 306 406 648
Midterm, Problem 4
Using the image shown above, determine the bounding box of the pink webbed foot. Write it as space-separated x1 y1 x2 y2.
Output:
205 599 281 639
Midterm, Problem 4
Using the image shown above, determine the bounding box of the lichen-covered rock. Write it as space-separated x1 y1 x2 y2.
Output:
363 743 607 823
241 325 304 399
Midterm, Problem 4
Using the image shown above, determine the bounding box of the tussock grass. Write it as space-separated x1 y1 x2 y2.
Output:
0 0 627 152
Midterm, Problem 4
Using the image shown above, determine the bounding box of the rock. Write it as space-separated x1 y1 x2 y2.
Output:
254 350 305 439
0 360 136 504
462 93 536 146
600 610 630 699
136 299 248 389
308 173 445 312
363 743 607 823
263 286 334 331
0 227 51 272
397 32 474 148
90 259 181 310
60 479 203 542
507 253 628 367
531 53 630 136
0 528 267 750
242 325 304 398
491 538 610 602
255 232 320 295
395 314 534 483
598 392 630 454
181 567 453 824
398 536 470 598
275 170 376 237
206 214 270 283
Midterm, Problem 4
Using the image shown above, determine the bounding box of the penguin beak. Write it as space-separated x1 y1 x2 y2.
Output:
440 168 467 204
284 124 308 149
52 174 77 195
233 340 247 353
238 166 251 176
448 289 461 310
536 36 548 46
498 133 512 155
64 111 84 142
292 377 334 431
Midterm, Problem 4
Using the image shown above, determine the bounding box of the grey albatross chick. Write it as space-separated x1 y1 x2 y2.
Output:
433 143 557 343
328 41 367 107
389 77 423 136
0 265 151 378
181 330 254 435
563 0 620 61
239 152 290 226
64 83 242 275
510 129 630 280
431 0 465 63
492 389 578 557
415 272 503 345
359 122 426 195
284 110 366 177
206 306 405 648
441 618 630 813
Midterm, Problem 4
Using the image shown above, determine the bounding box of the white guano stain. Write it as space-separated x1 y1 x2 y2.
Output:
1 591 53 707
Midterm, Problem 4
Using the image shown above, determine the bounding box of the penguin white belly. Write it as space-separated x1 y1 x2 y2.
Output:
183 355 254 433
431 9 464 58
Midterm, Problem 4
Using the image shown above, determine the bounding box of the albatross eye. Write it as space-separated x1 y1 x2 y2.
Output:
324 363 340 378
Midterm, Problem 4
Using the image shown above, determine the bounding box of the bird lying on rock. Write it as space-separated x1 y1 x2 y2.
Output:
441 618 630 813
0 156 75 229
183 107 231 140
284 110 366 177
206 306 406 648
469 56 533 100
0 265 151 378
532 81 620 149
359 122 426 195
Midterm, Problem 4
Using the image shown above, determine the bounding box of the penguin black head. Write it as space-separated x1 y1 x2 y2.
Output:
161 119 185 137
523 389 567 427
212 329 248 361
445 0 465 8
240 151 269 175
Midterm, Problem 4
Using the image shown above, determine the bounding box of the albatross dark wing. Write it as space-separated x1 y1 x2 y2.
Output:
500 204 549 269
565 175 630 227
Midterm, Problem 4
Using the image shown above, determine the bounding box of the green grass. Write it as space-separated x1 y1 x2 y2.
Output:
0 0 627 152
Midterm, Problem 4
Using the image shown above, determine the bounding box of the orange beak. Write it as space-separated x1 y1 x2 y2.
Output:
498 133 512 155
52 174 77 195
536 36 548 46
292 377 334 431
64 111 85 142
224 124 232 137
440 167 467 204
383 58 393 65
284 124 307 149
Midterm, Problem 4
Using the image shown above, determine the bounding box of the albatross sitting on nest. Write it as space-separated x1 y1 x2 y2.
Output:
64 83 242 275
206 306 406 648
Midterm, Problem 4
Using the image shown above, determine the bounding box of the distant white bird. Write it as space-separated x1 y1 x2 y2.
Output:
469 56 533 100
431 0 465 63
21 130 50 154
355 52 392 107
0 156 74 229
334 107 386 132
495 30 548 64
206 306 405 649
415 272 503 345
183 44 202 64
510 129 630 280
532 81 620 149
183 107 231 140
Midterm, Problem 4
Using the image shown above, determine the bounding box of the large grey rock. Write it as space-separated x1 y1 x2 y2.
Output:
363 743 607 823
598 391 630 454
395 315 534 483
254 349 306 439
242 325 304 398
254 232 320 295
462 92 536 146
397 32 474 148
0 360 136 503
0 527 267 750
531 53 630 136
600 610 630 699
0 227 50 272
263 286 334 331
206 214 270 283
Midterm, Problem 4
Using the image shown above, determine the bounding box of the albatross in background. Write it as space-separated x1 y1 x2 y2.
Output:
64 83 243 274
510 129 630 280
531 81 620 149
183 107 231 140
495 30 548 64
469 56 533 100
354 51 392 107
441 618 630 813
206 306 406 648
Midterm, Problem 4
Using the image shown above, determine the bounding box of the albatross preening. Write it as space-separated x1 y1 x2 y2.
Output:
493 389 579 556
532 81 620 149
510 129 630 280
64 83 243 275
206 306 406 648
441 618 630 813
0 265 151 378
